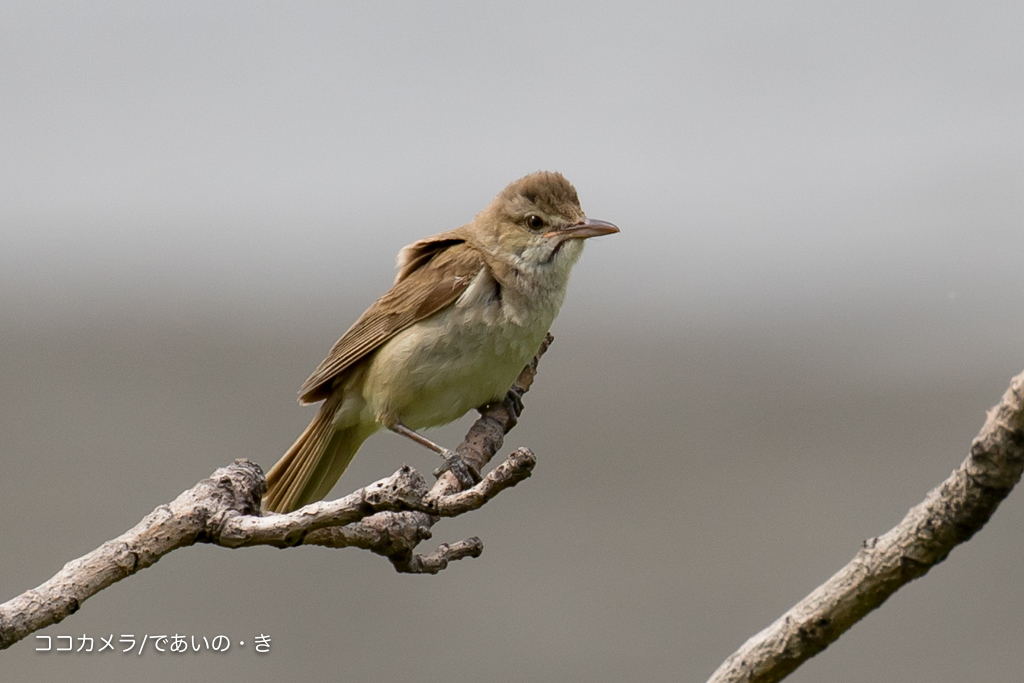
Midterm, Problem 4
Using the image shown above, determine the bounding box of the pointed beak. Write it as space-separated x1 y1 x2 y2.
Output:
544 218 620 241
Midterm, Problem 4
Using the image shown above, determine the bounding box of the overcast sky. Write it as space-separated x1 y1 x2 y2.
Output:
2 1 1022 331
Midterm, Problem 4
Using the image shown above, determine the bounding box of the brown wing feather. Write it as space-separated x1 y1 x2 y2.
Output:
394 229 468 282
298 230 484 404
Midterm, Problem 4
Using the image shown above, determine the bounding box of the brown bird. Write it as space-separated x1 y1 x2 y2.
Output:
263 171 618 513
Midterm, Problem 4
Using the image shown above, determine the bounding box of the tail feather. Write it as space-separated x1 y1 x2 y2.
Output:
275 415 335 506
264 394 370 513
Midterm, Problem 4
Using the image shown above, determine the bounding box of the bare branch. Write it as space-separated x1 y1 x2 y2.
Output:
0 334 554 650
0 459 262 650
707 369 1024 683
217 448 536 549
12 332 1015 676
397 538 485 575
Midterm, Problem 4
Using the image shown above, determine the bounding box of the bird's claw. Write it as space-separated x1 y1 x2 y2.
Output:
503 386 525 426
433 449 482 488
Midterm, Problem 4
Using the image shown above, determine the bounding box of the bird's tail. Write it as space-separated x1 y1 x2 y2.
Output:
264 394 370 513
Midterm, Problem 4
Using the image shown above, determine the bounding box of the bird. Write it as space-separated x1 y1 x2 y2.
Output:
263 171 619 513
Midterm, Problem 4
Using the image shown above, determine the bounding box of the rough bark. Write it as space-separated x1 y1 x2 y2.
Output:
0 334 553 650
707 369 1024 683
5 340 1022 678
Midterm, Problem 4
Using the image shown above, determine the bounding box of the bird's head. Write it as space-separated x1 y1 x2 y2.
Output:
473 171 618 274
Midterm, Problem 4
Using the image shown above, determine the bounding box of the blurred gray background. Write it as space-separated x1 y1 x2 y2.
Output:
2 2 1023 681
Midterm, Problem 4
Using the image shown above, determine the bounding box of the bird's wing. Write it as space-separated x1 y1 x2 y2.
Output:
298 230 485 404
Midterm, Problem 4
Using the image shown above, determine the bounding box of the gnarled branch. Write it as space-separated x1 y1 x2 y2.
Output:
707 369 1024 683
0 334 554 651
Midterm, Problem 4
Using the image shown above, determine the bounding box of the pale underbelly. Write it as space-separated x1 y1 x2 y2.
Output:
361 312 549 430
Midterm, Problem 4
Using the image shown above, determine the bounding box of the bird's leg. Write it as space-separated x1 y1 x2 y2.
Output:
390 423 481 488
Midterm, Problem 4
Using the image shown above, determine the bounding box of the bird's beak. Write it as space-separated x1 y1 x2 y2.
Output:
544 218 620 241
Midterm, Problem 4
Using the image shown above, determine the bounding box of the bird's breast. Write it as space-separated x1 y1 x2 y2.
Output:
362 267 562 430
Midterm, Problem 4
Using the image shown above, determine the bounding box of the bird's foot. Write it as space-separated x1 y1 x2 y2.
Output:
502 386 525 427
433 449 482 489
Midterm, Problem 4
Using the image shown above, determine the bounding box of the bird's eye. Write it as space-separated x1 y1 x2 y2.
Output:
526 214 545 230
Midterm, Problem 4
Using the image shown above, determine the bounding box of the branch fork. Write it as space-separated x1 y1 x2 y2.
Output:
0 334 554 650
